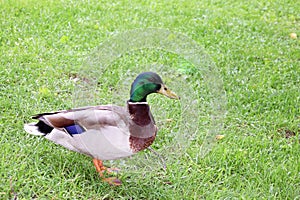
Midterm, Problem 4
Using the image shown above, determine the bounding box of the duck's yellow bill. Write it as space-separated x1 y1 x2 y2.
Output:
157 84 180 100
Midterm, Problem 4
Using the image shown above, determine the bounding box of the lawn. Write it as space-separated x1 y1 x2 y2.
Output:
1 0 299 199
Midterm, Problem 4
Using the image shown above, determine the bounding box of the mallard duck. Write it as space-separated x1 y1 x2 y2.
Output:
24 72 179 185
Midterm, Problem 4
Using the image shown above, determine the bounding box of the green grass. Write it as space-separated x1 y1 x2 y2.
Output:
1 0 300 199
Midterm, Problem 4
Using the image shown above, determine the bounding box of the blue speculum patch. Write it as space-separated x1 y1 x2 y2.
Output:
65 124 85 135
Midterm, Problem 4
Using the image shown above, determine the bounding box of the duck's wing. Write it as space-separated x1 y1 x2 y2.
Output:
25 105 128 134
24 105 134 160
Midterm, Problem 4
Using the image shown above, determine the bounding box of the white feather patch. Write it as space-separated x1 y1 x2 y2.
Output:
24 123 45 136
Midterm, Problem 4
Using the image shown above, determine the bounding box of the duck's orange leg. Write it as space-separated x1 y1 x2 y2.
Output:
92 159 122 186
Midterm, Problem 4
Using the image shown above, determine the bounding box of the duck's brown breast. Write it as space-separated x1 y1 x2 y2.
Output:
127 102 157 152
129 134 156 152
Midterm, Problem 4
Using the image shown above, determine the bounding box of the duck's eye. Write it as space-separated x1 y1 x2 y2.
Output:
164 87 167 90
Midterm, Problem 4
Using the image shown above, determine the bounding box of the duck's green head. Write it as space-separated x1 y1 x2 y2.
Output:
129 72 179 102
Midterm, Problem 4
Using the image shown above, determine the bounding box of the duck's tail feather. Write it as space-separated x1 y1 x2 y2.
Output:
24 122 46 136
